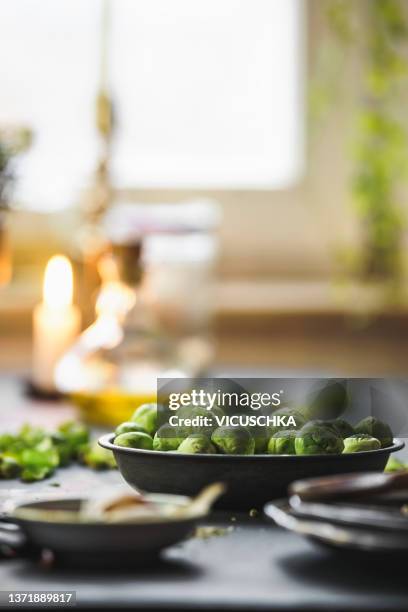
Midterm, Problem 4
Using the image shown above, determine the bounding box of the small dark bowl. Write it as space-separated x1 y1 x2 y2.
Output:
99 434 404 510
1 495 201 568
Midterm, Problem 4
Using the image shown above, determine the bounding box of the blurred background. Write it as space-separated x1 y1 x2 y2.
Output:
1 0 408 391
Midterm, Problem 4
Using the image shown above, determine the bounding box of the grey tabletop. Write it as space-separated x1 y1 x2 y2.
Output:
0 467 406 611
0 375 407 610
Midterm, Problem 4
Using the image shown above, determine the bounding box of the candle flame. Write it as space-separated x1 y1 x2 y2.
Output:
43 255 73 309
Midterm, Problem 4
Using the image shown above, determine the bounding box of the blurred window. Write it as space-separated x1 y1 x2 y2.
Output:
0 0 304 212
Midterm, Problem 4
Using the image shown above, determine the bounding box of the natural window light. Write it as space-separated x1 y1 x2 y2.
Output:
0 0 304 212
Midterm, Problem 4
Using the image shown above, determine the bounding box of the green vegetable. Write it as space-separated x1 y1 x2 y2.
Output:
343 434 381 453
18 424 48 447
176 405 224 436
153 425 185 451
21 465 53 482
130 403 158 436
58 421 89 447
0 425 58 481
211 426 255 455
267 430 297 455
354 417 393 448
268 407 306 437
0 456 21 478
295 422 344 455
50 432 74 467
55 421 90 464
304 381 348 421
114 431 153 450
325 419 354 439
115 421 147 436
0 421 110 482
385 457 407 472
0 434 16 451
248 426 270 453
15 437 59 481
79 441 116 470
177 435 216 454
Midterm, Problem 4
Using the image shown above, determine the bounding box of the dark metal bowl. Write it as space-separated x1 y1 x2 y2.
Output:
99 434 404 510
0 495 201 567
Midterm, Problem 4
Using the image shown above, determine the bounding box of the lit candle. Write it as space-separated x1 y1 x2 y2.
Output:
32 255 81 392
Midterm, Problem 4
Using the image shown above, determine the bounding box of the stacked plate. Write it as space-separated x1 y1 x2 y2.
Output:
264 470 408 555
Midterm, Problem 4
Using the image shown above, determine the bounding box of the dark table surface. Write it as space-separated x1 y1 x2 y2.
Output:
0 470 407 611
0 374 407 610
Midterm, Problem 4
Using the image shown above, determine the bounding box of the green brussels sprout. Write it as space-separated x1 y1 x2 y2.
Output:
21 465 53 482
354 417 393 448
177 435 216 454
18 424 48 447
50 432 74 467
343 434 381 453
267 430 297 455
18 438 59 481
115 421 147 436
325 419 354 439
153 424 186 451
295 422 344 455
268 407 306 436
385 457 407 472
130 403 158 436
0 434 16 452
211 426 255 455
301 418 349 439
208 405 226 420
79 441 116 469
304 381 348 421
176 405 224 436
0 456 21 478
114 431 153 450
53 421 90 465
58 421 89 448
248 426 270 453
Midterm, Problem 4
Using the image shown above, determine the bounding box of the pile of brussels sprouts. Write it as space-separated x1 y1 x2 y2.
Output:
113 403 394 456
0 422 116 482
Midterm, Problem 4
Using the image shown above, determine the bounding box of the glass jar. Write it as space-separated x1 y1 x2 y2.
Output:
55 199 219 425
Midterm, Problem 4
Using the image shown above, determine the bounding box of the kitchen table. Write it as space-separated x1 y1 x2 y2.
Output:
0 374 407 610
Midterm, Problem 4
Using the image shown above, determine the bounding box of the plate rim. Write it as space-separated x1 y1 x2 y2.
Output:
264 498 408 553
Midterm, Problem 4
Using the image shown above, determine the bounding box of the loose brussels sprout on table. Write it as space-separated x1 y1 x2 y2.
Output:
0 456 21 478
50 432 74 467
78 440 117 469
385 456 407 472
0 421 115 483
354 417 393 448
211 426 255 455
343 434 381 453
